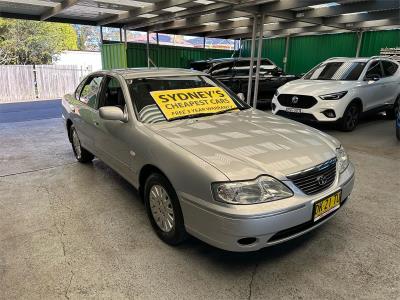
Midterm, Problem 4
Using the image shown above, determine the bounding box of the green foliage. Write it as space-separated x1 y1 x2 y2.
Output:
74 25 100 51
0 18 78 65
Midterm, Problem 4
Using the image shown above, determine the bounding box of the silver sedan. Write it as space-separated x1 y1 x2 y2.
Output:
61 68 355 252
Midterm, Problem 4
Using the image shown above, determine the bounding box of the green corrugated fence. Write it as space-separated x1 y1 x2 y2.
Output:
241 29 400 75
101 43 127 69
102 42 234 70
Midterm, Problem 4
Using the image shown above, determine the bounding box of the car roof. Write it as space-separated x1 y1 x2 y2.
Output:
100 68 206 79
325 57 370 63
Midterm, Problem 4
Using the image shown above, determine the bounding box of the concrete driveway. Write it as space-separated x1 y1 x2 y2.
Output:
0 101 399 299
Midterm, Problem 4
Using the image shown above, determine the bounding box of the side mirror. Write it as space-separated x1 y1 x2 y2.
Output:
237 93 245 101
99 106 127 122
365 74 380 82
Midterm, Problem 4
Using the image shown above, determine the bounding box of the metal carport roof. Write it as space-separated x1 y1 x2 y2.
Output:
0 0 398 38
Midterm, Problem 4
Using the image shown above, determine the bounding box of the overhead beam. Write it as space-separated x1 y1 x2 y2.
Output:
144 10 252 32
324 9 400 26
296 0 400 18
97 0 193 26
177 17 282 35
127 0 334 31
0 0 57 7
203 21 315 38
125 2 231 29
225 25 341 39
40 0 78 21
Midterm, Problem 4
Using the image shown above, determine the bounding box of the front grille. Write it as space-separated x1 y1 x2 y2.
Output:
287 158 337 195
276 110 317 122
277 94 318 108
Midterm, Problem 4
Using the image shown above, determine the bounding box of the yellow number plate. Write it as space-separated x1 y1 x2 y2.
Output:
313 191 341 222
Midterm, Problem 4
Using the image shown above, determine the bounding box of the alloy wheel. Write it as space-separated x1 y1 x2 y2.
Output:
345 105 359 130
72 129 82 160
149 185 175 232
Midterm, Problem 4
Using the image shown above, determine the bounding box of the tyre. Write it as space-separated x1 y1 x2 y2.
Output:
386 96 399 120
339 102 361 131
397 124 400 141
144 173 187 245
70 125 94 163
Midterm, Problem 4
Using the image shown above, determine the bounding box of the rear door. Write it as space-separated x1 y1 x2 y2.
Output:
380 60 399 105
73 75 104 153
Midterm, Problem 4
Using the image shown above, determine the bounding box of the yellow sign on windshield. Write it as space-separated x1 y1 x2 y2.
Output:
150 87 237 120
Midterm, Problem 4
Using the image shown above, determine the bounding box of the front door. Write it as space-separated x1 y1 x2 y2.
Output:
93 76 135 178
359 60 385 111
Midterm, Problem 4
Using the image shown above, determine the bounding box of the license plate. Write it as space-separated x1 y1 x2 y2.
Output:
285 107 302 113
313 191 341 222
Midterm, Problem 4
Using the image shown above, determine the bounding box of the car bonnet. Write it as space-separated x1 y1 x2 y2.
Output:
147 109 339 181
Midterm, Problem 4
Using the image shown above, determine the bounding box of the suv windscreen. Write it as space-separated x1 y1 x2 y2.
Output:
127 75 249 123
304 61 366 80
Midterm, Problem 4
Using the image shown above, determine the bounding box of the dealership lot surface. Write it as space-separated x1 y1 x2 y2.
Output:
1 101 399 299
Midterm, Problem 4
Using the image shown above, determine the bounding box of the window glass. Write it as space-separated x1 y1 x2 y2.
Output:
80 76 103 108
381 60 399 77
128 75 249 123
211 62 234 76
365 60 383 79
304 61 367 81
75 80 86 100
100 77 126 110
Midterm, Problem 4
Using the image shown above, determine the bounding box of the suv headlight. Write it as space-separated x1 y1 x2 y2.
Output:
274 89 279 97
336 146 349 173
319 91 347 100
212 176 293 205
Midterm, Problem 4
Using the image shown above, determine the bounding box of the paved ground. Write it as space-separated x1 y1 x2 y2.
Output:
0 101 399 299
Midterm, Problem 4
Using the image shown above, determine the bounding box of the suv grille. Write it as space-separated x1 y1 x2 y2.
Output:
277 94 318 108
287 158 337 195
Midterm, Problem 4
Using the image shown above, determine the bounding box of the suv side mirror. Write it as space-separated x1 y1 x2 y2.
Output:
99 106 127 122
365 74 380 82
237 93 245 101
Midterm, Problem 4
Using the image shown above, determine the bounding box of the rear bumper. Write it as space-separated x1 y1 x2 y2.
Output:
179 163 355 252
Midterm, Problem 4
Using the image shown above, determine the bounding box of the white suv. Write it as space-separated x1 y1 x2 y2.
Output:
271 57 400 131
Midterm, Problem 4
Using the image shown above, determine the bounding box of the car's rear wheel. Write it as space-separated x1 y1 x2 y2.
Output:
70 125 94 163
144 173 187 245
339 103 360 131
386 96 399 120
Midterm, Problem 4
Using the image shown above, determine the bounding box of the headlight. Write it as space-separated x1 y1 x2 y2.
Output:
336 146 349 173
212 176 293 205
274 89 279 97
319 91 348 100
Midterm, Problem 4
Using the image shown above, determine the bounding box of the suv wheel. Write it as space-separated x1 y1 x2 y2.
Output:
339 103 360 132
70 125 94 163
144 173 187 245
386 96 399 120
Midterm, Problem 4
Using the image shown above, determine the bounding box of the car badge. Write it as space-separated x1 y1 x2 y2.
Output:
291 96 299 104
316 175 328 186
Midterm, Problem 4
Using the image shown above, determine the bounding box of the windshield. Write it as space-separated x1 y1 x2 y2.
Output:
304 61 366 81
127 75 250 123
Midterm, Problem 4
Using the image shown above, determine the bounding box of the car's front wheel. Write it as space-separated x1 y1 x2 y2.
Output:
386 96 399 120
144 173 187 245
339 103 360 131
70 125 94 163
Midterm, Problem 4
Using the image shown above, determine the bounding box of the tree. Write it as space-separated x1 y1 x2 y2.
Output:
74 25 101 51
0 18 78 65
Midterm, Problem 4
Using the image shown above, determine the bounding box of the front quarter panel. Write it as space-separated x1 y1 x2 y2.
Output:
134 124 229 203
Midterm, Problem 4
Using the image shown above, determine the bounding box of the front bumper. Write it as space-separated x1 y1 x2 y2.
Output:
179 162 355 252
271 95 350 122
